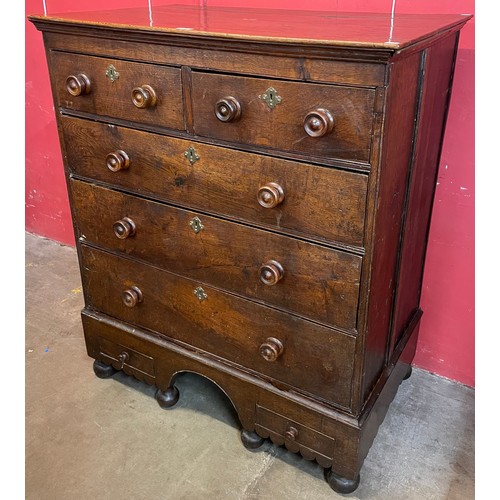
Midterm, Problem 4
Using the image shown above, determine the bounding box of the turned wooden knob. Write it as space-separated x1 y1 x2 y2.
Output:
215 96 241 122
113 217 136 239
284 426 299 441
259 337 284 362
304 108 335 137
132 84 157 108
122 286 143 308
117 351 130 369
66 74 91 96
259 260 284 286
257 182 285 209
106 150 130 172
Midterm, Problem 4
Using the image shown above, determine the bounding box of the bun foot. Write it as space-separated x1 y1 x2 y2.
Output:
241 429 265 450
93 359 117 379
155 386 179 409
403 365 413 380
324 469 360 494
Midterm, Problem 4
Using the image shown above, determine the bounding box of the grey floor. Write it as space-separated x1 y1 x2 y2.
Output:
25 233 475 499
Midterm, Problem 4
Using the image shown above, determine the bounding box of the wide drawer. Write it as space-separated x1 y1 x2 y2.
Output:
71 180 362 332
49 51 184 130
61 115 368 248
80 245 356 407
192 72 375 163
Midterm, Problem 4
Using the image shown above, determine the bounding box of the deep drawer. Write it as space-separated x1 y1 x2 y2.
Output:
49 51 184 130
192 72 375 163
61 115 368 248
80 245 356 408
71 180 362 332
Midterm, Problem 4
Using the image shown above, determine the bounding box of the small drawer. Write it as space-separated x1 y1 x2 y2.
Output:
50 51 184 130
255 405 336 466
191 72 375 163
79 245 356 408
97 337 155 383
61 115 368 248
71 179 362 332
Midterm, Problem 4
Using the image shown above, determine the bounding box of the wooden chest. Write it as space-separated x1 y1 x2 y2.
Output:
30 5 471 493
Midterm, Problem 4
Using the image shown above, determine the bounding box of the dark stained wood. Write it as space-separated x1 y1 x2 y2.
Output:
240 429 265 450
359 50 423 404
92 359 116 379
80 245 357 408
155 387 180 409
49 51 184 131
389 33 459 358
191 72 375 163
71 179 362 331
181 66 194 134
41 32 387 86
255 405 336 466
30 8 470 492
61 115 369 249
81 309 362 472
29 7 471 51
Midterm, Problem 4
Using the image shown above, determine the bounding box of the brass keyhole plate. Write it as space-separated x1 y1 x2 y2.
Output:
190 216 204 234
194 286 208 302
184 146 200 165
105 64 120 82
259 87 282 109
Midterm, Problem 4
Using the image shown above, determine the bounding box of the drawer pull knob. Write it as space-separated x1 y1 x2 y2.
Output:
284 426 299 441
66 74 91 96
259 260 284 286
304 108 335 138
132 84 157 108
259 337 284 362
117 351 130 369
122 286 143 308
106 150 130 172
215 96 241 122
113 217 136 239
257 182 285 209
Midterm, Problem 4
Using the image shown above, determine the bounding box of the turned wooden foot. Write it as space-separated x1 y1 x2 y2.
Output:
403 365 413 380
155 387 179 409
93 359 117 379
241 429 265 450
324 469 360 494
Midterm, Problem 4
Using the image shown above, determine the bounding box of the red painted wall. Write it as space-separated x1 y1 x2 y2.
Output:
25 0 474 387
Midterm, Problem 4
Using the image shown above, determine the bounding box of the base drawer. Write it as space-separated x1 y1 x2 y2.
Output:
83 321 156 385
255 405 336 467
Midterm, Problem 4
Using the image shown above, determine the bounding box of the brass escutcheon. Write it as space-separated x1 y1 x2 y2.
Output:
189 216 204 234
105 64 120 82
184 146 200 165
259 87 282 109
194 286 208 302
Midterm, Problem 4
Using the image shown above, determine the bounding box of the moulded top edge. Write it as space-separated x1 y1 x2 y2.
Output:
28 5 473 51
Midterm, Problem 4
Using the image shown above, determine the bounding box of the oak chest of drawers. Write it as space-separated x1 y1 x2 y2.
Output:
30 5 471 494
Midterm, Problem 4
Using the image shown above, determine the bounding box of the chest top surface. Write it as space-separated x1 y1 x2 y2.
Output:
29 4 471 50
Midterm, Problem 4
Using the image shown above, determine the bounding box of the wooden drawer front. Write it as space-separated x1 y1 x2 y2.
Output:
255 405 336 465
50 51 184 130
192 72 375 163
62 116 368 248
80 245 355 407
98 337 155 380
71 180 362 332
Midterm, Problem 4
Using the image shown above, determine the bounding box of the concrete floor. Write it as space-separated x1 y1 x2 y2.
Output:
26 233 475 499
